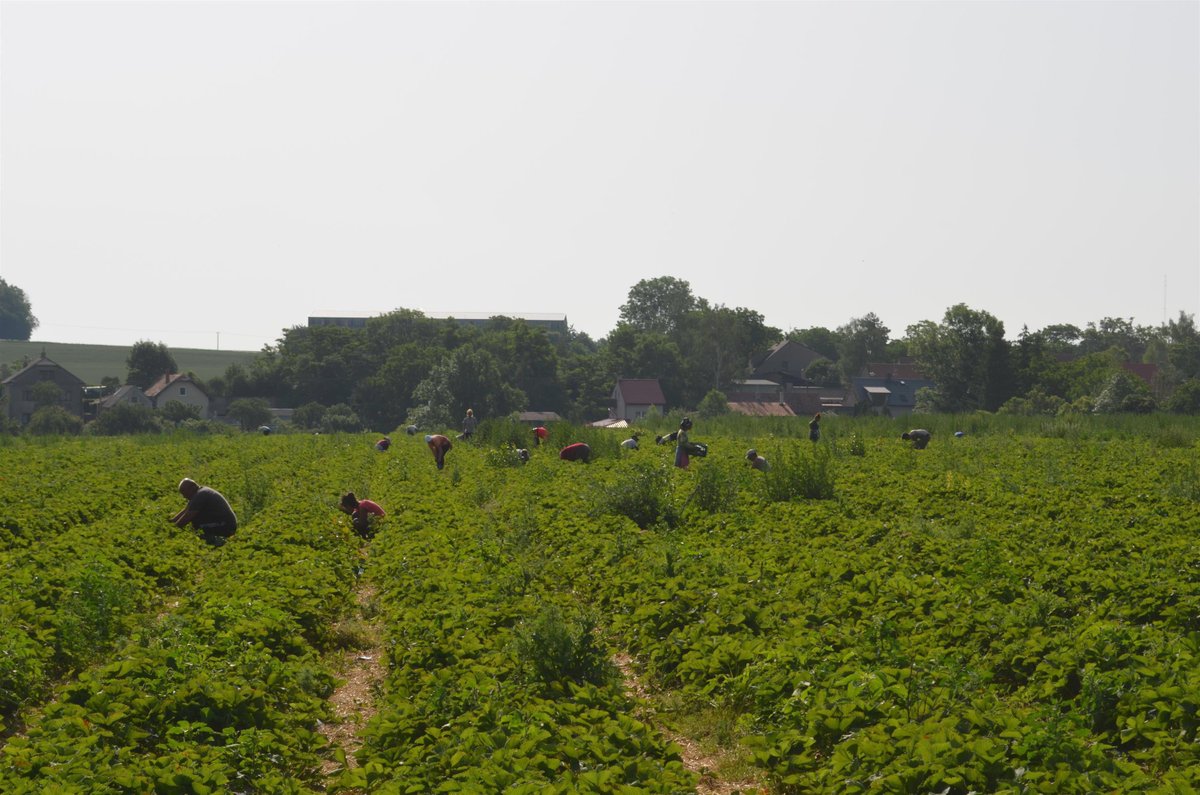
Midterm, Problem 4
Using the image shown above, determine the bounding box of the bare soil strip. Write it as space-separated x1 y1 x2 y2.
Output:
319 581 386 784
613 653 764 795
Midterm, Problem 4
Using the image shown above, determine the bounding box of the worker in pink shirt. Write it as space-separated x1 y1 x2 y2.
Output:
340 492 385 539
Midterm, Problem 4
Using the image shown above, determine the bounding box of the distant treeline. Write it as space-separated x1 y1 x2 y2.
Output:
184 277 1200 430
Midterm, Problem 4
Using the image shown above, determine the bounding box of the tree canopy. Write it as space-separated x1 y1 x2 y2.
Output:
0 278 38 341
126 341 177 390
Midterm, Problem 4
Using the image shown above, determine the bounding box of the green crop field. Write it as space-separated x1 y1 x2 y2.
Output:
1 416 1199 792
0 340 262 384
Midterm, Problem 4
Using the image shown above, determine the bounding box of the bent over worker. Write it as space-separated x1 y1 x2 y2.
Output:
340 492 385 539
172 478 237 546
559 442 592 463
425 434 452 470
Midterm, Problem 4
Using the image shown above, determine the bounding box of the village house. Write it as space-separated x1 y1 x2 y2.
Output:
611 378 666 421
850 361 936 417
1 354 86 426
145 373 212 418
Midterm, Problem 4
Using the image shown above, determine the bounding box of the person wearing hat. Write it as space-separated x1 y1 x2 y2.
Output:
425 434 453 469
532 425 549 446
374 436 391 451
746 449 770 472
621 432 640 450
809 413 821 443
674 417 693 469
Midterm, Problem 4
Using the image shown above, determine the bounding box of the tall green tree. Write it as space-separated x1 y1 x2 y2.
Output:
0 278 38 340
787 327 839 361
835 313 891 383
409 348 525 429
618 276 698 336
126 341 177 390
906 304 1011 411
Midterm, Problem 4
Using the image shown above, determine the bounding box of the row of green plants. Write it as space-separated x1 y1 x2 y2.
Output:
333 441 698 792
0 435 374 792
3 419 1200 791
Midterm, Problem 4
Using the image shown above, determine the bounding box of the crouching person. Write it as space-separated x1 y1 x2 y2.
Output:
172 478 237 546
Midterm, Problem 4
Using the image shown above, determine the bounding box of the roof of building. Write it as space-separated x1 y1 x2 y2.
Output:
145 373 208 400
1 354 86 387
613 378 666 405
590 417 630 429
727 401 797 417
98 385 148 409
1121 362 1158 384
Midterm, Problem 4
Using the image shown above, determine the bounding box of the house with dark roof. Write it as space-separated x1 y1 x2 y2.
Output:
849 361 936 417
1 354 86 425
145 374 211 418
750 340 826 385
611 378 666 421
98 385 153 413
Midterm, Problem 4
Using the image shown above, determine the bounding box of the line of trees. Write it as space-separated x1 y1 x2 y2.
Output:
187 277 1200 429
8 275 1200 435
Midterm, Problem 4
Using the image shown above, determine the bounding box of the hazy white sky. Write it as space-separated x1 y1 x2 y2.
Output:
2 0 1197 351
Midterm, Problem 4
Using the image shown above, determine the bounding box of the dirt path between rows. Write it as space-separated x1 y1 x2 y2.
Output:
613 653 764 795
319 578 386 787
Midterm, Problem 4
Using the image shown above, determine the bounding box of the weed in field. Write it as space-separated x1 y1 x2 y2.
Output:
55 560 139 669
759 445 836 502
689 460 742 514
512 603 612 689
593 462 678 529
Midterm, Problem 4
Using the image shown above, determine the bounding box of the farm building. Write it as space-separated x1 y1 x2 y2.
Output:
1 354 86 426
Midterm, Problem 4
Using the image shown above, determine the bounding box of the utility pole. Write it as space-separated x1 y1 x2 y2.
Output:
216 331 220 351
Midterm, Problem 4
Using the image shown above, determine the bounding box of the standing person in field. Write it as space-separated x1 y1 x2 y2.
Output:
340 492 385 539
532 425 548 446
809 413 821 443
171 478 237 546
375 436 391 451
461 409 478 440
559 442 592 463
902 429 932 449
746 449 771 472
425 434 452 469
674 417 693 469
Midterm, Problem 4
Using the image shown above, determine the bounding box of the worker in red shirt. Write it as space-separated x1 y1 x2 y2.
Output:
532 425 549 446
559 442 591 463
340 492 385 539
425 434 453 470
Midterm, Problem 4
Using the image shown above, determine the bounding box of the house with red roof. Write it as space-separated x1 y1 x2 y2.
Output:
145 373 212 418
611 378 666 421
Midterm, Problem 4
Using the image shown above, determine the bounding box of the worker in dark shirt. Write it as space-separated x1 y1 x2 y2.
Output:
172 478 237 546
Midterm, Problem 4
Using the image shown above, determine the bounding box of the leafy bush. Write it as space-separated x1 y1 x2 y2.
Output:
688 458 741 513
697 389 731 418
88 402 161 435
593 461 678 529
28 406 82 436
321 403 363 433
512 604 611 689
758 443 836 501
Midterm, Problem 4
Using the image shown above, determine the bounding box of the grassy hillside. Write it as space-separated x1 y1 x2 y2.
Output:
0 340 262 384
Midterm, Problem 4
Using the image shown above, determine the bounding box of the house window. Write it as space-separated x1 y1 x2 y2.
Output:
179 387 187 396
23 390 33 401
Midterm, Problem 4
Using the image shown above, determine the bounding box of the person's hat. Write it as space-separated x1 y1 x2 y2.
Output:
424 434 433 443
680 417 693 430
746 449 757 459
